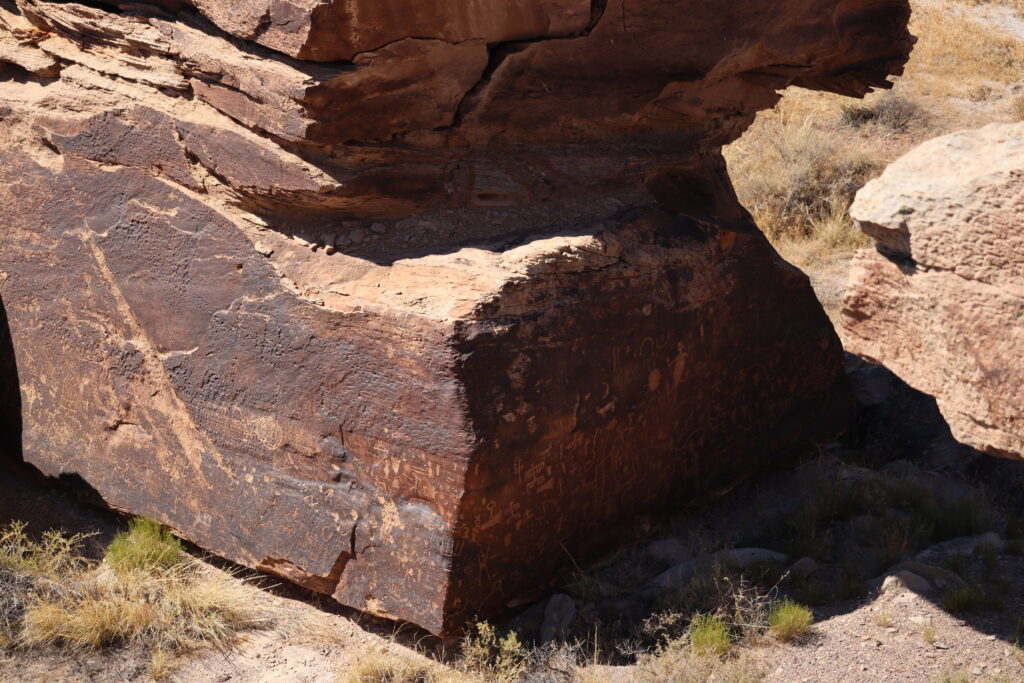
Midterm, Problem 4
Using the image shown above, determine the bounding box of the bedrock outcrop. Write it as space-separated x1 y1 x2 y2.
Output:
844 123 1024 461
0 0 912 634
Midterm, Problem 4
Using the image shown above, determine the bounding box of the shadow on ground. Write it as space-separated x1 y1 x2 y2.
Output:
501 353 1024 667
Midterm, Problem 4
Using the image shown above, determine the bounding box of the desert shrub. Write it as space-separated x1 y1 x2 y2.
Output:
0 522 91 647
836 564 867 601
687 614 730 657
977 541 1000 578
926 494 995 541
793 580 829 607
105 517 182 572
655 570 779 648
839 94 925 132
729 117 878 242
936 669 973 683
634 640 766 683
941 585 1003 613
0 520 268 677
767 600 812 642
459 621 529 682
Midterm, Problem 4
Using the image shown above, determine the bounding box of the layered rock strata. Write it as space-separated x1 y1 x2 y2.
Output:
844 123 1024 461
0 0 911 633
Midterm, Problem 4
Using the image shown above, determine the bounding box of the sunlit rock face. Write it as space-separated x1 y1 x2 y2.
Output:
0 0 911 634
845 122 1024 462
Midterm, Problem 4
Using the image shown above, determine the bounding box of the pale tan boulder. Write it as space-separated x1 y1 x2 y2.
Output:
844 123 1024 460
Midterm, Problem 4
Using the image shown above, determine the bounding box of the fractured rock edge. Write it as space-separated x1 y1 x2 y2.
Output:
845 122 1024 461
0 0 914 634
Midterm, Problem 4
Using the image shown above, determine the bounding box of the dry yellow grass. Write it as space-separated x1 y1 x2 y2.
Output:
633 639 766 682
0 520 270 678
725 0 1024 272
341 647 451 683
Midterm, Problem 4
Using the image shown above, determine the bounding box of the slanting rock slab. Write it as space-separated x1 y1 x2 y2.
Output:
0 0 912 634
844 123 1024 460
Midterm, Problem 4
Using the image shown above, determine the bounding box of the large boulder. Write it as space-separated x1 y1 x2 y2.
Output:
0 0 911 633
844 123 1024 460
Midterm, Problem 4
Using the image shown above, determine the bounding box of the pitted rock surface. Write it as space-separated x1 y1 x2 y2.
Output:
844 123 1024 461
0 0 911 633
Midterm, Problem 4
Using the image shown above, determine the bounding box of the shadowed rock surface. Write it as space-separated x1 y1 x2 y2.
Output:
844 123 1024 461
0 0 911 634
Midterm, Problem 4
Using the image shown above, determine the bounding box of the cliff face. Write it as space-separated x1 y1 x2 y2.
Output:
845 123 1024 462
0 0 912 634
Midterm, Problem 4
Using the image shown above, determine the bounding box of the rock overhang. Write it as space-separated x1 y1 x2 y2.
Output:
0 0 914 634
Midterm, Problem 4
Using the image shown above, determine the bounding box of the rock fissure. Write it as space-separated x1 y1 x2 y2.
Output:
0 0 913 635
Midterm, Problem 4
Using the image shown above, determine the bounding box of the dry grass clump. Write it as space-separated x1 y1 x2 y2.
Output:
766 600 812 642
839 95 927 133
0 522 90 647
0 519 269 678
1011 94 1024 120
634 640 766 682
725 111 878 251
342 648 445 683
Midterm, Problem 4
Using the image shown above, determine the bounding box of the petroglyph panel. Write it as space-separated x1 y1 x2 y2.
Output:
0 0 907 635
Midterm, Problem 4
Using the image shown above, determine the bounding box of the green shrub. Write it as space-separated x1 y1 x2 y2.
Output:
928 495 994 541
941 585 1003 613
105 518 182 573
794 580 829 607
767 600 812 642
688 614 730 657
977 542 1000 578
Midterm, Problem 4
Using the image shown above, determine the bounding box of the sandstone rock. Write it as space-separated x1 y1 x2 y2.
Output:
844 123 1024 460
882 570 931 594
914 533 1004 563
0 0 911 634
891 561 966 589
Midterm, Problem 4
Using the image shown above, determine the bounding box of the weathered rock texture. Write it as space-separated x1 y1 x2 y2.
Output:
844 123 1024 461
0 0 912 634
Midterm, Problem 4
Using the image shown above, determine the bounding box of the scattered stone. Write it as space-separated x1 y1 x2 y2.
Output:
539 594 576 644
254 242 273 256
882 570 932 594
788 556 819 580
914 534 1005 563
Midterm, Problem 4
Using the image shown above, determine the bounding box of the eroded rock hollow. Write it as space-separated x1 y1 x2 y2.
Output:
0 0 912 633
